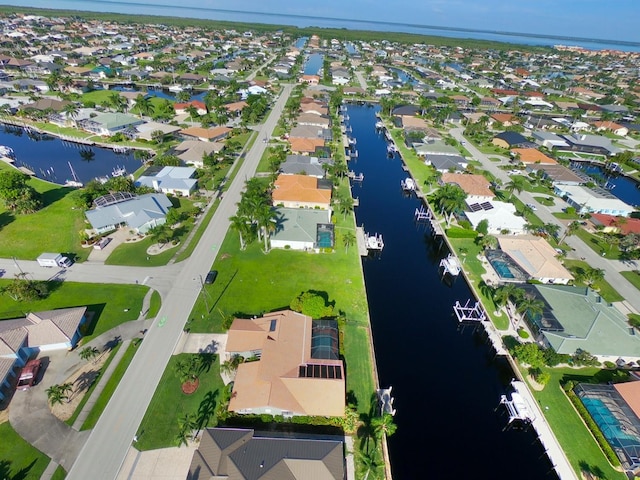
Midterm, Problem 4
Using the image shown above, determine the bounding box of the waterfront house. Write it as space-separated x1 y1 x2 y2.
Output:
591 121 629 137
511 148 557 165
559 132 621 156
531 131 570 149
288 137 327 155
85 192 173 234
440 173 494 203
179 126 231 142
492 131 536 149
187 427 345 480
0 307 87 400
522 284 640 363
463 199 527 235
553 184 634 217
172 140 224 168
270 207 334 251
173 100 207 116
272 174 332 209
525 163 584 186
78 112 144 136
588 213 640 235
226 310 345 417
135 166 198 197
496 235 573 284
280 154 332 178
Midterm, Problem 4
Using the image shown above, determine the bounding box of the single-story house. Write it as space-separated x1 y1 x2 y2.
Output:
179 126 231 142
135 166 197 196
523 284 640 363
592 121 629 137
135 121 182 141
0 307 87 400
288 137 326 155
440 173 494 202
187 427 345 480
272 174 332 209
226 310 345 417
173 100 207 116
559 133 621 156
531 131 570 149
424 154 468 173
270 207 333 251
85 192 173 234
589 213 640 235
463 200 527 235
78 113 144 136
496 235 574 284
172 140 224 167
525 164 584 186
554 184 635 217
279 154 333 178
511 148 557 165
296 113 330 128
492 131 536 149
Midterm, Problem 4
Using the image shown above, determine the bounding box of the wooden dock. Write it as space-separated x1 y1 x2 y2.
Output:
355 227 369 256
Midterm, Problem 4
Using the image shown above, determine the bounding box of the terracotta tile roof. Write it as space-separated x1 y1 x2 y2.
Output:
512 148 557 164
441 173 494 197
288 137 325 154
180 126 231 140
497 235 574 281
272 174 331 206
590 213 640 235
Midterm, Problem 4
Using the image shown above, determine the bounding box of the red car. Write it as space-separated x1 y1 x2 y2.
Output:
17 359 41 390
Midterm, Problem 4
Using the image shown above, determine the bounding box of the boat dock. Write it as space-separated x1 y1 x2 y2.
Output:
414 205 444 237
355 227 369 256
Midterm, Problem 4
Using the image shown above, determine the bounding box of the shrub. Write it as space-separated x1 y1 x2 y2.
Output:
446 227 478 239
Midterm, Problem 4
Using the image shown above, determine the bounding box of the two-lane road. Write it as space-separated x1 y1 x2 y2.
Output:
66 84 294 480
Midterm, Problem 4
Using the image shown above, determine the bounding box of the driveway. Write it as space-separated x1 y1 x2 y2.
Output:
86 228 132 263
116 445 197 480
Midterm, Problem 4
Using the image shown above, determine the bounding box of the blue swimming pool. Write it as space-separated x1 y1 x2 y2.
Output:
489 258 515 279
582 397 640 448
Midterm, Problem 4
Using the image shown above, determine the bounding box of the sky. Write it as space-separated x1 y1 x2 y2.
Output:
3 0 640 44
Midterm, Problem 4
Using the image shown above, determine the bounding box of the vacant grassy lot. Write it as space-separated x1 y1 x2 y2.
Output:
136 353 224 451
0 421 50 480
0 163 89 261
0 281 148 343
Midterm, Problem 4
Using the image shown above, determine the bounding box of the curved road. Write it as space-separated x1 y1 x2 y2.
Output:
56 84 295 480
450 127 640 313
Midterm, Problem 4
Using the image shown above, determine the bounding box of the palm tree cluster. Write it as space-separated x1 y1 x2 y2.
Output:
430 183 466 226
229 178 278 252
492 284 545 324
46 383 73 406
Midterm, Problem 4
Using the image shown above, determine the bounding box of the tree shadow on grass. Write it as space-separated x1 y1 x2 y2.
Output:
0 459 38 480
0 210 14 230
39 186 72 208
196 390 219 432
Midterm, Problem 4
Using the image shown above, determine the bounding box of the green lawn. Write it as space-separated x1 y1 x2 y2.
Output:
147 290 162 318
0 421 50 480
527 367 627 480
534 196 555 206
136 353 224 450
564 260 624 303
0 281 149 344
0 164 89 261
81 339 140 430
621 270 640 292
343 323 376 414
575 229 622 260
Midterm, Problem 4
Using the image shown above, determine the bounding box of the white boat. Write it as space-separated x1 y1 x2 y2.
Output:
439 253 461 276
95 176 110 184
111 165 127 177
401 177 416 191
387 144 398 156
168 85 184 93
365 233 384 251
0 145 15 158
65 161 83 188
375 121 384 129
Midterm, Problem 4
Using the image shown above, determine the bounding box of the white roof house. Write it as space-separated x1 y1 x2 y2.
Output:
135 166 197 196
85 193 173 234
464 200 527 235
554 184 635 217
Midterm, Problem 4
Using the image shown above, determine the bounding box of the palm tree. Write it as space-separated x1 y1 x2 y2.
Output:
133 94 154 118
62 102 80 125
176 413 197 447
229 214 251 250
515 294 545 321
559 220 581 244
432 184 466 226
360 451 381 480
46 383 73 406
79 346 100 364
504 176 525 201
337 194 354 219
108 92 127 113
371 413 397 441
584 267 605 286
342 231 356 253
256 205 277 252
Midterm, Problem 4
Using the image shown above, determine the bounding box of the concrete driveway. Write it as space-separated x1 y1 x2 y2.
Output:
116 445 197 480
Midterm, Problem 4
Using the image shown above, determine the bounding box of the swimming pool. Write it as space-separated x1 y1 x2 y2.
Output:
582 397 640 448
489 258 515 279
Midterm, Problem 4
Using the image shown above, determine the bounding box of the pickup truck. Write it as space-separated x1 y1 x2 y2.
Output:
37 253 73 268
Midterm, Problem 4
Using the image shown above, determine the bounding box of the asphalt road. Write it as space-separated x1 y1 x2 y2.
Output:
449 127 640 313
65 83 294 480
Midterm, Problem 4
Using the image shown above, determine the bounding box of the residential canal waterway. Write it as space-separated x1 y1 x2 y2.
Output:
0 126 143 185
346 103 558 479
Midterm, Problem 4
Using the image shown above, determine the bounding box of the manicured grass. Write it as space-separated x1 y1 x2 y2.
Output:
81 339 140 430
564 260 624 303
65 341 123 426
136 353 224 451
620 270 640 291
575 229 622 260
51 466 66 480
553 212 582 220
343 323 376 414
534 196 555 206
527 366 627 480
0 421 50 480
174 199 219 263
0 281 149 344
147 290 162 318
0 163 89 261
105 236 178 266
187 229 369 333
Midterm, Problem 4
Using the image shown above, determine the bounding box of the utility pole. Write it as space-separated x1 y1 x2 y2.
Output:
198 275 212 313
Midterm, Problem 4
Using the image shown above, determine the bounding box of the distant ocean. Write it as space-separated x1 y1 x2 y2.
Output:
5 0 640 52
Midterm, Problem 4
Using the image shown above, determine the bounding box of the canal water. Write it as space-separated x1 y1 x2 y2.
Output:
0 126 144 185
575 163 640 208
346 104 557 479
304 53 324 75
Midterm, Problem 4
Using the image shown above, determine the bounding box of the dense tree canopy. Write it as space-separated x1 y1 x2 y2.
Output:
0 169 42 213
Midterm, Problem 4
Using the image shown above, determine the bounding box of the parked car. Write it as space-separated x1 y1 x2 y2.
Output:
17 359 41 390
204 270 218 284
94 237 112 250
526 203 537 211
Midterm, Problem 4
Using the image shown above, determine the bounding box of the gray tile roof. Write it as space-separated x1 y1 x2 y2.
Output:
280 155 332 177
85 193 172 231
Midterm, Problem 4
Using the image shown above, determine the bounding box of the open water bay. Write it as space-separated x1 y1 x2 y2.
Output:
346 103 557 479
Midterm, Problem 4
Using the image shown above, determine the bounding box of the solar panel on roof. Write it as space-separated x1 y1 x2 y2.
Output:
469 203 482 212
481 202 494 210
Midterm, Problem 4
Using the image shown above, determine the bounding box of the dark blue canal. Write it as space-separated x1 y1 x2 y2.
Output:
346 104 557 479
0 125 144 185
